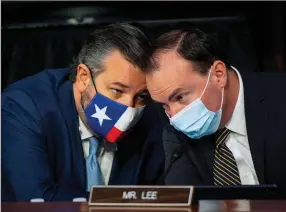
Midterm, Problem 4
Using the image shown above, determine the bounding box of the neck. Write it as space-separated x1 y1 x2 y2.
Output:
220 70 240 128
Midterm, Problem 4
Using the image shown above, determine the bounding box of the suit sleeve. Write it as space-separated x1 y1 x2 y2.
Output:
2 89 88 201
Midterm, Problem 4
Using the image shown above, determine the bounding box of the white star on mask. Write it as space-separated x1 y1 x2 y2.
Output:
91 104 112 126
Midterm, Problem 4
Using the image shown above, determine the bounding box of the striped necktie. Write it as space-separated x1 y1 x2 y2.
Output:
86 137 103 192
213 128 241 185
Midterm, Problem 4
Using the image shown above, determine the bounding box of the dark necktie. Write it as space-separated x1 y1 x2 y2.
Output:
213 128 241 185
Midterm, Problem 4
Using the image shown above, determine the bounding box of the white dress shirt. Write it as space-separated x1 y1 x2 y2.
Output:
224 67 259 185
78 117 115 185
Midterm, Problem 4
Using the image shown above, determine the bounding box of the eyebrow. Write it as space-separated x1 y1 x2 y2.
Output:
152 88 184 105
168 88 184 102
111 82 149 95
111 82 130 89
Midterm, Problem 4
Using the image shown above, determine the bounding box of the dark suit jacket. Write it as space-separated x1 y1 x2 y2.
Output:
160 71 286 198
1 68 165 202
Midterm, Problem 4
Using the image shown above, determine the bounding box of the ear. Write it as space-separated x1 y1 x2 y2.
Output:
74 64 93 93
212 60 227 88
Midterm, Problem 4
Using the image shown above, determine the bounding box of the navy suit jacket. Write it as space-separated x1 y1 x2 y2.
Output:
2 68 165 202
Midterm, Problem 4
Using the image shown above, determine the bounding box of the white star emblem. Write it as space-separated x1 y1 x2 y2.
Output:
91 104 112 126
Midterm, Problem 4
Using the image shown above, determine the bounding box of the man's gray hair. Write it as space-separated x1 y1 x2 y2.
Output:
71 23 151 81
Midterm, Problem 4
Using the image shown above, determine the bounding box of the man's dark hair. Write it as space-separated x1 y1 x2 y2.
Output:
71 23 151 82
147 27 230 74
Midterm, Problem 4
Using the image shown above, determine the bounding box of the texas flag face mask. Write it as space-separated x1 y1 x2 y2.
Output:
84 92 144 143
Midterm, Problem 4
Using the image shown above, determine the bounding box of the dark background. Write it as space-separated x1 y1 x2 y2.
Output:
2 1 286 90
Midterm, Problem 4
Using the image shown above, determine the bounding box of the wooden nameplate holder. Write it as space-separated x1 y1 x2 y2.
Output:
88 185 194 207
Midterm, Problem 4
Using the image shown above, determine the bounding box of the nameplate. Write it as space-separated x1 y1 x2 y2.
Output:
88 186 194 207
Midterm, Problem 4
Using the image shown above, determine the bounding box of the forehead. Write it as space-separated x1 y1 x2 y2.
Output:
101 50 146 87
146 51 202 100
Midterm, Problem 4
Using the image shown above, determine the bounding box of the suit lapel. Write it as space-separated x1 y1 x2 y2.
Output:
241 72 267 184
166 125 214 184
108 153 118 185
108 127 144 185
57 80 86 188
201 135 216 180
186 134 214 184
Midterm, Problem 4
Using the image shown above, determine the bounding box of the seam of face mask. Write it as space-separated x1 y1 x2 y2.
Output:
169 99 200 120
172 110 212 132
170 99 208 121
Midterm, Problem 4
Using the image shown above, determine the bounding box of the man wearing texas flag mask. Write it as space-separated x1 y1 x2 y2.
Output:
83 75 144 143
2 23 165 202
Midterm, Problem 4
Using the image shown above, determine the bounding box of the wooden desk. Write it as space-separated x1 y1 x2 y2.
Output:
2 200 286 212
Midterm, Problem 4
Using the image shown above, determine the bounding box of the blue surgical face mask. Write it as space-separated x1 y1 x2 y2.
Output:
169 68 224 139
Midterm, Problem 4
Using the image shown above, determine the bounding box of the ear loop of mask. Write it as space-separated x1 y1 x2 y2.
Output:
199 67 213 99
199 67 224 110
89 69 98 92
220 88 224 109
81 69 98 111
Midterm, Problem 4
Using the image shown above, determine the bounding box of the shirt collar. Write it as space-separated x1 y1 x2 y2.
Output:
78 116 118 151
225 66 247 136
78 117 94 140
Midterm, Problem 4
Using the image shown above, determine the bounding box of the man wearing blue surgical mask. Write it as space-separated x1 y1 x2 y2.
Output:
145 27 286 197
2 23 165 202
